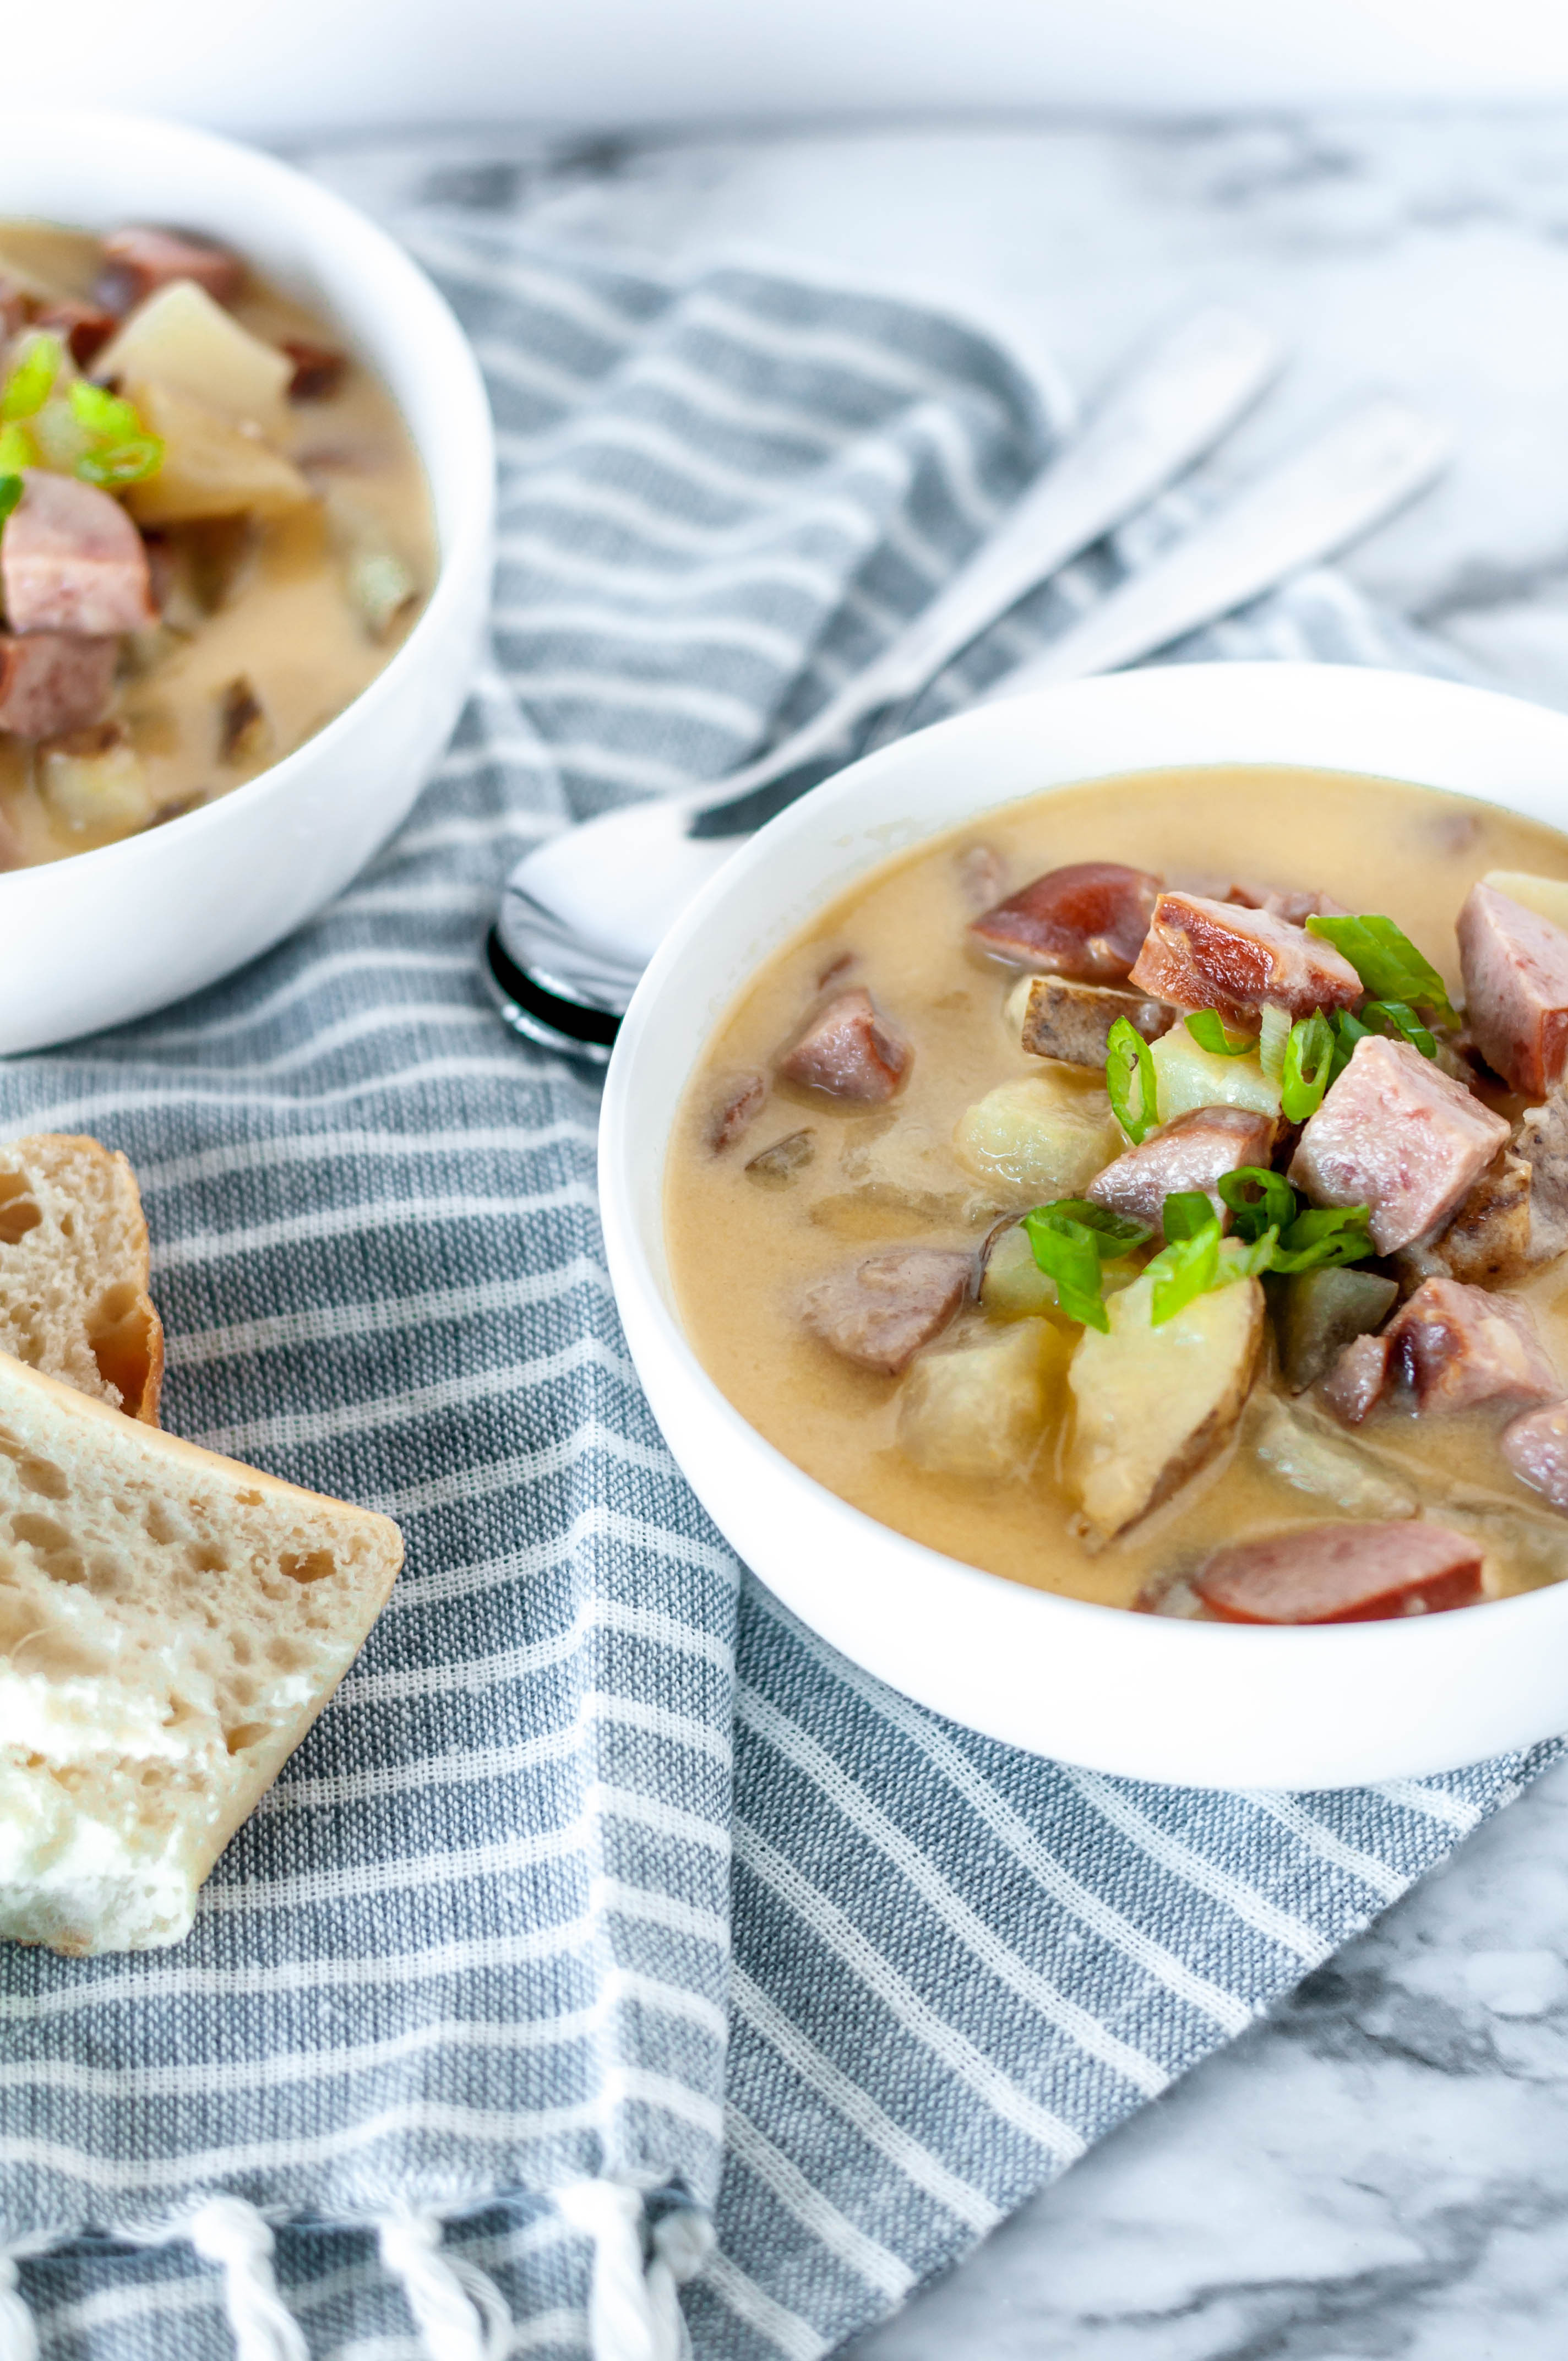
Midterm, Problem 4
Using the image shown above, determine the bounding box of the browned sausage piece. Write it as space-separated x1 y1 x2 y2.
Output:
96 226 246 313
778 988 909 1103
1 472 157 638
31 300 118 368
281 339 349 401
1194 1521 1485 1624
801 1247 972 1375
1385 1276 1560 1414
1128 892 1363 1021
1289 1036 1510 1255
1457 883 1568 1099
1500 1402 1568 1511
970 862 1161 982
1319 1331 1393 1426
707 1071 766 1152
1086 1105 1277 1237
0 632 117 739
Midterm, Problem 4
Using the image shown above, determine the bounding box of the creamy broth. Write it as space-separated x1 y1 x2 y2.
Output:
667 765 1568 1612
0 221 434 862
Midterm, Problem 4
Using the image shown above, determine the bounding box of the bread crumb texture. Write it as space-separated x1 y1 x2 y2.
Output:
0 1134 164 1421
0 1359 402 1955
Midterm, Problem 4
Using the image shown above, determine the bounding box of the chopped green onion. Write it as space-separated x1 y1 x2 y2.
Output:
1037 1200 1153 1258
1305 912 1457 1025
1328 1006 1371 1082
1281 1011 1335 1123
0 475 20 530
1147 1205 1222 1325
1269 1204 1376 1274
1361 998 1437 1060
1184 1009 1255 1057
1023 1206 1113 1332
1162 1190 1217 1243
1258 1002 1291 1081
1227 1227 1281 1280
75 434 164 488
0 421 34 474
1106 1015 1158 1144
1 333 62 423
1217 1165 1295 1243
68 380 143 442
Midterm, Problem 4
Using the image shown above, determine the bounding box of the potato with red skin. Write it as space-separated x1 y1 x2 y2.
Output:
1193 1522 1485 1623
970 861 1161 982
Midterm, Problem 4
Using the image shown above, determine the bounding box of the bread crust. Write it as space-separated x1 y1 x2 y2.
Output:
0 1131 165 1421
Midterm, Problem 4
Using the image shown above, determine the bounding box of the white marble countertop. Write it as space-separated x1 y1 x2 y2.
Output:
315 106 1568 2360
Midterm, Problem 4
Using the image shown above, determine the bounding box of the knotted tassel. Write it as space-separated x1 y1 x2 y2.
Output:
559 2183 708 2361
0 2252 37 2361
378 2211 511 2361
187 2197 308 2361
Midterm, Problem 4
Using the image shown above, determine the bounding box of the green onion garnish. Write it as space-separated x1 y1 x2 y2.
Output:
1184 1009 1255 1057
1281 1010 1335 1123
1106 1015 1158 1144
1258 1003 1291 1081
1269 1204 1377 1274
1038 1200 1153 1256
1 333 62 423
1147 1203 1222 1325
1023 1211 1107 1332
68 380 143 442
1327 1007 1370 1083
0 475 20 530
1305 912 1457 1025
0 421 34 474
1216 1165 1295 1243
75 434 164 489
1360 998 1437 1060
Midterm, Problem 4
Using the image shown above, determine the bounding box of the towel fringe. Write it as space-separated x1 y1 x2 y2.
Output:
0 2252 38 2361
379 2211 511 2361
558 2183 710 2361
187 2197 309 2361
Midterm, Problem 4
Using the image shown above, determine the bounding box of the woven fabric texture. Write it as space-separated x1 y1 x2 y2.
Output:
0 168 1554 2361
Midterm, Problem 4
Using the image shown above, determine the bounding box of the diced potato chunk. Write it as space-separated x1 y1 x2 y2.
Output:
37 725 155 835
1480 871 1568 935
1150 1024 1281 1125
1273 1266 1398 1394
952 1072 1121 1199
898 1319 1068 1480
96 282 291 432
1249 1395 1417 1518
1066 1266 1264 1538
124 381 313 524
981 1221 1139 1323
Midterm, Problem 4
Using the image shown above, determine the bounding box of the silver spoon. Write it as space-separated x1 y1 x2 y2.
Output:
489 393 1449 1064
486 307 1282 1059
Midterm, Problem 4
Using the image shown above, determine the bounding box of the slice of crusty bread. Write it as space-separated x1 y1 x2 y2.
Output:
0 1355 402 1954
0 1134 164 1422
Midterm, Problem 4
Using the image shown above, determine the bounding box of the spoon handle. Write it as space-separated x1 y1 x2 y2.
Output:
986 397 1451 695
682 307 1281 821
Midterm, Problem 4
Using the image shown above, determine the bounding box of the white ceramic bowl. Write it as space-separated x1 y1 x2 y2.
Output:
0 110 494 1053
602 661 1568 1789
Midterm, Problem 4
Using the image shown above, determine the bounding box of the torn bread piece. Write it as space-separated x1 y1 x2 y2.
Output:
0 1134 164 1422
0 1356 402 1954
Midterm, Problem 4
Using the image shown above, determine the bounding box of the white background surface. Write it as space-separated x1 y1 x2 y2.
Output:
14 0 1568 137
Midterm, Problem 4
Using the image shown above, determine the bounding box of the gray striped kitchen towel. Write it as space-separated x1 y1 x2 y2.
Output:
0 163 1558 2361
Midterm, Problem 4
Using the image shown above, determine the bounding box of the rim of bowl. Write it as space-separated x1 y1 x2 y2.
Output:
0 107 494 890
602 658 1568 1660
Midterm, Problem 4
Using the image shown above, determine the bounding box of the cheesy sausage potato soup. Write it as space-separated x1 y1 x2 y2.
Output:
0 219 433 866
668 764 1568 1625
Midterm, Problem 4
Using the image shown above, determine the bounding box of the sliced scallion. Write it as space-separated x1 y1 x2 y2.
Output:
1216 1165 1295 1243
1147 1204 1222 1326
1305 912 1457 1025
0 475 20 530
1106 1015 1158 1144
1269 1204 1376 1274
1258 1002 1291 1082
0 333 62 424
1361 998 1437 1060
1184 1009 1255 1058
1280 1010 1335 1124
